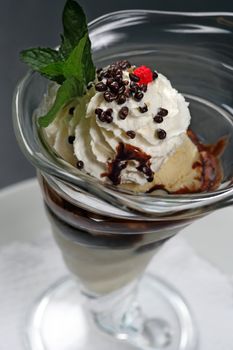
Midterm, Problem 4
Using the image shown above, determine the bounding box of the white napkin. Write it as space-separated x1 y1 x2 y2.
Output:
0 231 233 350
150 237 233 350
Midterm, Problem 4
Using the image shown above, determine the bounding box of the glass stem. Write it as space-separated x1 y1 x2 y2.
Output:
84 279 143 339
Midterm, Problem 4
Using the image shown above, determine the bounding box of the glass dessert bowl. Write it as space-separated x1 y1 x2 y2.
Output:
13 8 233 350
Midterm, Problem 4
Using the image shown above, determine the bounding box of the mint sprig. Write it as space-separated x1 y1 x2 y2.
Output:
38 77 82 127
20 0 95 127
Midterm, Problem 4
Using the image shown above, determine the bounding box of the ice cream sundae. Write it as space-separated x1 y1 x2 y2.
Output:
19 0 225 295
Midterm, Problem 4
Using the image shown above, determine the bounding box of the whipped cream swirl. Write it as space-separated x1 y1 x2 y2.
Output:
73 71 191 185
42 64 191 186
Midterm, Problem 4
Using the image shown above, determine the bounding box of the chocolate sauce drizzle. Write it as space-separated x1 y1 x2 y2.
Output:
102 143 154 185
187 129 226 192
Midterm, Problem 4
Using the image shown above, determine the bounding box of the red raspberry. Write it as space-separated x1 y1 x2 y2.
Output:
133 66 153 85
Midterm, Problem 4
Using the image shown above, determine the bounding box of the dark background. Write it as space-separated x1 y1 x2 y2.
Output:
1 0 233 189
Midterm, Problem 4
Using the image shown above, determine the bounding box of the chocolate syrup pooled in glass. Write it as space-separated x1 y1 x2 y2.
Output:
39 175 188 295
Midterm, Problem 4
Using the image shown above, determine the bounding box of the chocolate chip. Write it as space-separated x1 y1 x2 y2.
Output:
126 130 136 139
77 161 84 169
158 108 168 117
118 85 126 95
116 69 123 75
98 71 105 80
68 136 75 144
137 164 154 181
104 91 117 102
97 112 106 122
153 115 163 123
145 168 153 177
69 107 75 115
95 108 103 116
95 82 107 92
139 104 148 113
103 71 111 78
130 82 138 93
134 91 144 101
157 129 167 140
97 109 113 123
123 80 129 85
148 176 154 183
124 89 130 98
105 114 113 123
142 166 149 174
129 73 140 82
109 81 120 93
115 75 123 83
119 106 129 119
141 84 148 93
106 78 114 86
105 108 113 116
96 68 103 74
117 94 127 105
120 60 131 69
106 69 113 77
153 71 158 80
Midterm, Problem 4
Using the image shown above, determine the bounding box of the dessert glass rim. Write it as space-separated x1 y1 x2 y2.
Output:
13 10 233 217
89 9 233 24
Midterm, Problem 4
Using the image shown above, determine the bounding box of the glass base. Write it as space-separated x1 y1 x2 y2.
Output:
26 274 197 350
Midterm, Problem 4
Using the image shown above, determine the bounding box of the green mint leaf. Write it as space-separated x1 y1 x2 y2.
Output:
63 33 87 83
38 77 82 127
59 35 73 60
60 0 88 58
20 48 60 71
60 1 95 81
20 48 65 84
40 62 65 84
82 37 95 84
